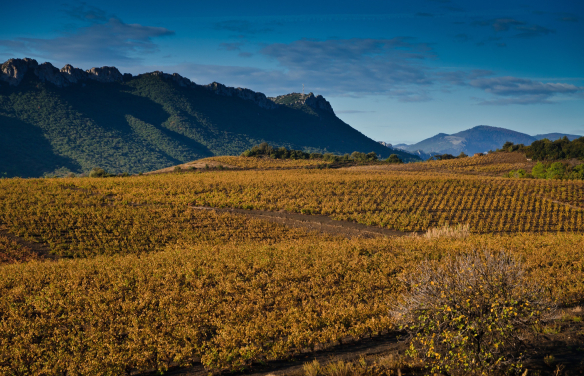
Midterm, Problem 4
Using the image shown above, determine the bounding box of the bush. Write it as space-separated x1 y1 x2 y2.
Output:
386 154 403 164
89 168 109 178
391 251 555 375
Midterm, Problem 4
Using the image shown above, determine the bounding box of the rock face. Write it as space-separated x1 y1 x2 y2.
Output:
85 66 123 83
302 93 334 113
0 58 39 86
269 92 335 114
34 62 67 87
141 71 196 88
61 64 89 84
204 82 278 110
0 58 126 87
0 57 336 114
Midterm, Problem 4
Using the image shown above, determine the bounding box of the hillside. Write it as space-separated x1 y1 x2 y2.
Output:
396 125 581 158
0 58 418 177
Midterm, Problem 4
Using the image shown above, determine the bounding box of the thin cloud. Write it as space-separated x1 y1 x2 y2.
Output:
259 38 435 98
514 24 555 38
63 2 111 23
472 18 555 38
238 52 253 58
470 76 582 105
0 9 174 66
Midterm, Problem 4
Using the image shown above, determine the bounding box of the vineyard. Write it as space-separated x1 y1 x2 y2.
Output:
1 152 583 374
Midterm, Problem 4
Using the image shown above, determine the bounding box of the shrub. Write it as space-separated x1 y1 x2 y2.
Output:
89 168 108 178
391 251 555 375
386 154 403 164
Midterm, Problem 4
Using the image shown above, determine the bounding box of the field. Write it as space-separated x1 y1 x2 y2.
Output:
1 153 583 375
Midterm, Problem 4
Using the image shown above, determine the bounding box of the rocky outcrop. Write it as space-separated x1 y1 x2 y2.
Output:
204 82 278 110
269 92 334 114
0 59 333 114
61 64 89 83
141 71 196 88
34 62 67 87
0 58 38 86
0 58 128 87
303 93 334 113
85 66 123 83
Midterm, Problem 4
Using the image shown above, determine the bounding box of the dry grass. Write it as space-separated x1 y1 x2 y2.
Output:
423 223 471 239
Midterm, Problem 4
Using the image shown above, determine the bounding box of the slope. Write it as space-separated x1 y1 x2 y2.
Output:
0 58 418 177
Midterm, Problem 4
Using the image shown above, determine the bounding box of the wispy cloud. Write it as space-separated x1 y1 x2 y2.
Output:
472 18 555 38
259 37 435 98
63 2 111 23
470 76 582 105
0 5 174 66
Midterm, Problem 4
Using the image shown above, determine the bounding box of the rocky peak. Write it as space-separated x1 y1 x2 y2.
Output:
303 93 334 113
142 71 196 88
60 64 89 83
34 62 67 87
269 92 334 114
0 58 128 87
204 82 278 110
0 58 39 86
85 66 123 83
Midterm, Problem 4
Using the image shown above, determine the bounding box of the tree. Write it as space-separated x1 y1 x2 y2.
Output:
386 154 403 164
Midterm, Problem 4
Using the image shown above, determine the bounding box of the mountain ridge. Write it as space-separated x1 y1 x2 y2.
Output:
0 57 419 177
394 125 582 158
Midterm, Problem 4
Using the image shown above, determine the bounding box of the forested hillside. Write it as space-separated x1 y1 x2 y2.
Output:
0 58 418 177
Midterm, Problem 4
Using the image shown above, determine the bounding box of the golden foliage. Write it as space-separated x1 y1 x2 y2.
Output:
1 234 583 373
201 156 330 169
0 234 41 264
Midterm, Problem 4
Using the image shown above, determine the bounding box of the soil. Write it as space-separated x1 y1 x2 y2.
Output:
188 205 410 238
144 160 238 175
0 224 57 261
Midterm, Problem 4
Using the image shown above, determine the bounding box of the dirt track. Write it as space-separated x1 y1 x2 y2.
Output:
188 205 409 238
0 224 57 261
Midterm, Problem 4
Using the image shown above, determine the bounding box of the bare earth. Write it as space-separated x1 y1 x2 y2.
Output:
188 205 409 238
144 160 238 175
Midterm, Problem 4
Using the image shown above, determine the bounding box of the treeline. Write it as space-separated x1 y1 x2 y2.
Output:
508 162 584 180
429 152 468 161
500 136 584 161
241 143 403 163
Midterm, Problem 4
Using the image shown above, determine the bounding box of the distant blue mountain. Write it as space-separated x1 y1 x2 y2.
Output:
394 125 582 159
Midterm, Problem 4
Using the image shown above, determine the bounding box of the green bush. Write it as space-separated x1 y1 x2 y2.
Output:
510 161 584 180
386 154 403 164
392 251 555 375
89 168 109 178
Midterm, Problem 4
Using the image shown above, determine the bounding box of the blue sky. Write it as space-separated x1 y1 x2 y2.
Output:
1 0 582 144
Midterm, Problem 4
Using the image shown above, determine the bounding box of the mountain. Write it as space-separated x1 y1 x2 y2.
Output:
396 125 582 159
0 58 419 177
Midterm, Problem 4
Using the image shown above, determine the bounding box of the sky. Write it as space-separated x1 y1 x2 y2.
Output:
0 0 582 144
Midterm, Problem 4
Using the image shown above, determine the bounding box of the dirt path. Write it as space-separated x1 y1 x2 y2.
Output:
142 332 409 376
139 307 584 376
0 224 57 261
188 205 409 238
